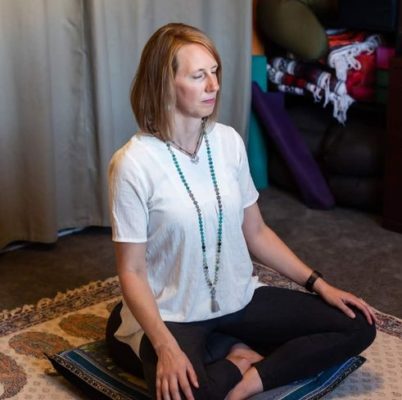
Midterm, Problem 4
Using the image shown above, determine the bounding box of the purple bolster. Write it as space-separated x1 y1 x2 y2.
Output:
252 82 335 209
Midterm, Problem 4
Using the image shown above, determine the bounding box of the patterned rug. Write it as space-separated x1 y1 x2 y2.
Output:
1 263 401 400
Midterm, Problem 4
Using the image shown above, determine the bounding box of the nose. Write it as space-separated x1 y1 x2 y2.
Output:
206 74 219 93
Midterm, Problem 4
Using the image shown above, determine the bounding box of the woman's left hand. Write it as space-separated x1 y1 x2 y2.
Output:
314 280 378 325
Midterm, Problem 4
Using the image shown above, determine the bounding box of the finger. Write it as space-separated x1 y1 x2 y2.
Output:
359 299 379 324
368 306 379 324
169 377 182 400
338 299 356 319
156 377 162 400
162 379 171 400
360 304 373 325
345 297 374 325
354 297 376 325
359 299 378 322
187 363 199 388
349 298 372 324
178 373 195 400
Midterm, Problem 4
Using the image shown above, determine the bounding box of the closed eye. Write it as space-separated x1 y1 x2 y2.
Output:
192 65 218 80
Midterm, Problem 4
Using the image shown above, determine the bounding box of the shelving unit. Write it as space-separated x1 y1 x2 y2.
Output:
382 1 402 232
383 56 402 232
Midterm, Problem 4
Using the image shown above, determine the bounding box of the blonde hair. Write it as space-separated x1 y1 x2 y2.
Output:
130 23 222 141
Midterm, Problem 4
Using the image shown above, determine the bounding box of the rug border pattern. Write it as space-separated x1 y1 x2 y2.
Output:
0 277 120 336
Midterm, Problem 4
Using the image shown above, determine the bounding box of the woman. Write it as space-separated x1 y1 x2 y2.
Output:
107 23 376 400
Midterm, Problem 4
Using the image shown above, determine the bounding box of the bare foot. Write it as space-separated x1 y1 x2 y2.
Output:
225 343 264 375
225 366 263 400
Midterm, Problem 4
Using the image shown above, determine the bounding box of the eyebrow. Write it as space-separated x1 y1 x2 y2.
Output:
194 65 219 73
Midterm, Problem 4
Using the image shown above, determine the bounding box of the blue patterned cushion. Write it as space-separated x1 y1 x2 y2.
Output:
47 340 365 400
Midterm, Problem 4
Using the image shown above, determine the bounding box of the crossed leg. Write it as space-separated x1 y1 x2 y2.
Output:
218 286 376 397
111 285 375 400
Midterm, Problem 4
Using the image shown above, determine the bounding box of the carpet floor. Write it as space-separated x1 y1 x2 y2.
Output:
2 186 401 319
1 264 401 400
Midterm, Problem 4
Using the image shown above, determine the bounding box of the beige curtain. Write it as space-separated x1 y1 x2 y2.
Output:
0 0 252 249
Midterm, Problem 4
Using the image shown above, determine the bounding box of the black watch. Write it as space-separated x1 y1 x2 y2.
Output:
305 270 323 292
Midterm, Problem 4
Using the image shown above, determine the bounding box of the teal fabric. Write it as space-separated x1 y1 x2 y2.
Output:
47 339 365 400
248 55 269 190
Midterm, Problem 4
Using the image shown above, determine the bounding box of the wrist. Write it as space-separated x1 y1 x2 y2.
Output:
153 338 179 356
311 276 328 295
304 270 323 293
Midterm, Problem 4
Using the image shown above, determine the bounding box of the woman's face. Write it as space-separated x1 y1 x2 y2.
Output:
173 44 219 120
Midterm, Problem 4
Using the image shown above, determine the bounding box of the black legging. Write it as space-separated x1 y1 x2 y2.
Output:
106 286 376 400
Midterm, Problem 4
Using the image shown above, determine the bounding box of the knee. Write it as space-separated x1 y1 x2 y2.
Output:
350 311 377 353
106 301 145 378
105 301 123 348
360 318 376 350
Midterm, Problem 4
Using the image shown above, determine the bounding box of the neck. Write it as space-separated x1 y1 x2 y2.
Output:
171 116 203 149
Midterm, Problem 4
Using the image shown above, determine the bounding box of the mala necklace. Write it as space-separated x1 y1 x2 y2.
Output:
166 122 223 313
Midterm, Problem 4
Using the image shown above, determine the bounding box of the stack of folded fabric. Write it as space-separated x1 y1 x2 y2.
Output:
327 31 381 102
267 31 383 124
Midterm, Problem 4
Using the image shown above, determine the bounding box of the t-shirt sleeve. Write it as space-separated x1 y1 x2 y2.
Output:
108 152 148 243
235 131 259 208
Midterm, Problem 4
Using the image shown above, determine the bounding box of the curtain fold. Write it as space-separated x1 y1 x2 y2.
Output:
0 0 251 249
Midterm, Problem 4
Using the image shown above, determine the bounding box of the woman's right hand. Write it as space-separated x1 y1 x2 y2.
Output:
155 343 199 400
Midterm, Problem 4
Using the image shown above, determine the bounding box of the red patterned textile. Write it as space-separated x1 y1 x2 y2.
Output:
267 31 383 122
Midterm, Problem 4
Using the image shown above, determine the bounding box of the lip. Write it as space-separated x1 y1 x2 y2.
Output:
202 98 216 105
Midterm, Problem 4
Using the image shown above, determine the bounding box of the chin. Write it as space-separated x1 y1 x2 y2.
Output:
200 108 215 118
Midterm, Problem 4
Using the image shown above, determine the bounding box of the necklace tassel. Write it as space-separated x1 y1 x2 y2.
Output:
211 297 220 313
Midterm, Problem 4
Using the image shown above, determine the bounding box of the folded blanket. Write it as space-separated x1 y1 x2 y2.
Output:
267 31 382 123
268 58 354 124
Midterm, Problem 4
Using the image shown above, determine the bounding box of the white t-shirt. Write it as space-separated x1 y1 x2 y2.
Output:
108 122 260 357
